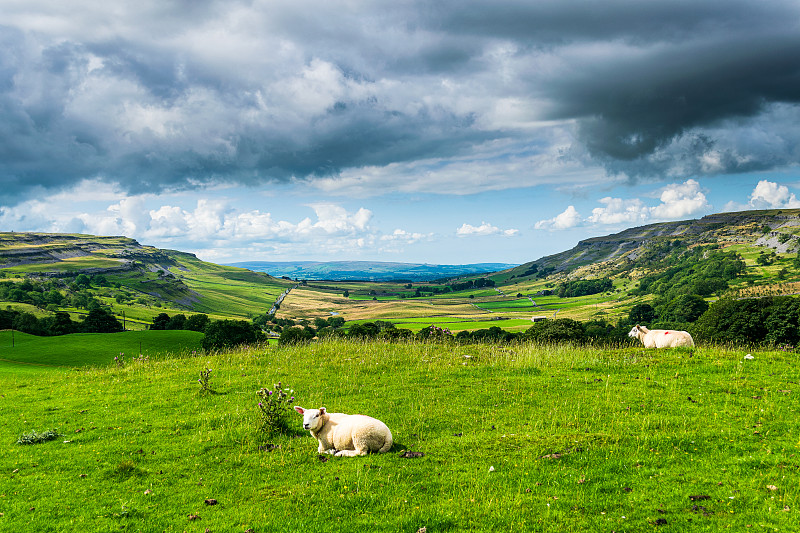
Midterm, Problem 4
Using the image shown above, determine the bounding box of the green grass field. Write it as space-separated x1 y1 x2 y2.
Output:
2 338 798 531
0 330 203 368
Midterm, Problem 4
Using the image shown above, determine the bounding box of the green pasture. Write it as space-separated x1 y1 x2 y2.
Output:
1 340 798 531
0 330 203 368
174 270 290 317
347 317 537 332
391 318 540 332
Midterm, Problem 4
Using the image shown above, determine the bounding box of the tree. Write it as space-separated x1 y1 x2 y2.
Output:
74 274 91 288
628 303 656 325
150 313 170 330
278 326 313 345
524 318 586 344
45 289 64 306
348 322 380 338
81 308 123 333
658 294 708 323
757 251 777 266
202 319 263 351
41 312 77 335
13 312 44 335
166 314 187 330
692 297 787 345
343 290 350 298
185 314 210 332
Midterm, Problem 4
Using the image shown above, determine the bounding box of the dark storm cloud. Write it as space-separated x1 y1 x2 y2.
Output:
424 0 800 172
2 0 800 205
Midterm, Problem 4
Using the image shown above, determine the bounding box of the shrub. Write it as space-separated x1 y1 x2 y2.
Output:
202 319 264 351
524 318 587 344
278 327 313 345
416 325 453 341
348 322 381 339
379 328 414 340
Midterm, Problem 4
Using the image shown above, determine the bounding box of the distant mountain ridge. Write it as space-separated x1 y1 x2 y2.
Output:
227 260 518 281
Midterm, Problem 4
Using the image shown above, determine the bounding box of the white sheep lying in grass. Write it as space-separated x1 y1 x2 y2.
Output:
293 406 393 456
628 324 695 348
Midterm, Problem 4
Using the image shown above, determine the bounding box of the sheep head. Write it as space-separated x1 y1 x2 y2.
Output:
294 406 328 431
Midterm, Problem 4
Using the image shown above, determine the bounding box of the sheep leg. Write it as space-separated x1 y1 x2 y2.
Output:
335 448 368 457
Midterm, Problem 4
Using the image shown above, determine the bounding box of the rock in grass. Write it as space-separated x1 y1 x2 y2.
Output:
399 451 425 458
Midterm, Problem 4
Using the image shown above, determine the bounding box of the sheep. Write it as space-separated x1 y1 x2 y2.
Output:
628 324 695 348
293 406 393 456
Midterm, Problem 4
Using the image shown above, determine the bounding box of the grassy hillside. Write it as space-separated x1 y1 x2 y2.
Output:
503 208 800 278
0 232 294 328
2 339 797 531
0 330 203 368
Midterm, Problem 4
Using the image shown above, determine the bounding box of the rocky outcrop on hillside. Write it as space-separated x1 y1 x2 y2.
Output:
0 232 176 270
510 208 800 278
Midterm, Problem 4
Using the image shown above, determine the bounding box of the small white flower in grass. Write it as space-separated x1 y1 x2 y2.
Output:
744 354 754 360
489 466 495 472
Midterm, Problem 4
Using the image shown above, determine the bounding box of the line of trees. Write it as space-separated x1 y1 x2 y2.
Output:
0 308 123 335
557 278 613 298
149 312 210 332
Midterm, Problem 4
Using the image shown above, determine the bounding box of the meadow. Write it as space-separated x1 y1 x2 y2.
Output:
0 330 203 368
2 338 798 531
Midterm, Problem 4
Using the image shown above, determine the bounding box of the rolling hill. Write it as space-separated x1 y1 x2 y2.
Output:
1 208 798 332
0 232 294 328
499 208 800 282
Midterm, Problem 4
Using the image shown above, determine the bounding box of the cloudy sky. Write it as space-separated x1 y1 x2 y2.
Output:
2 0 800 264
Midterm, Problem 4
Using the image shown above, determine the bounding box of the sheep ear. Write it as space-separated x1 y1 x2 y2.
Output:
294 406 304 414
319 407 327 414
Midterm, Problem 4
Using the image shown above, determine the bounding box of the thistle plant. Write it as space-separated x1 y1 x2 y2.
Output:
256 382 295 434
114 353 125 368
197 367 214 395
17 429 60 445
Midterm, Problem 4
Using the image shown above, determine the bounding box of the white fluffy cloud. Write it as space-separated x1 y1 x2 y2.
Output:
143 201 375 243
748 179 800 209
534 205 582 230
649 179 710 219
457 221 519 237
587 198 648 225
537 179 710 231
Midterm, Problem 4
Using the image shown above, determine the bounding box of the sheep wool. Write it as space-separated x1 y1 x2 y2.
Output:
628 324 695 348
293 406 393 457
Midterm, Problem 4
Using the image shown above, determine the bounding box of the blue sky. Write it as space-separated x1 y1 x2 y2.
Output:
2 1 800 265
